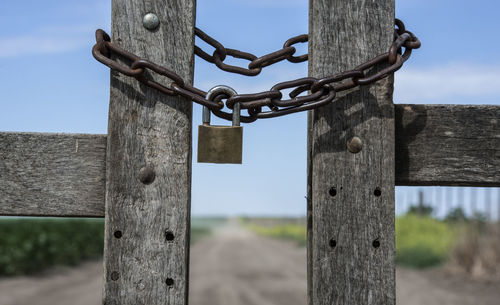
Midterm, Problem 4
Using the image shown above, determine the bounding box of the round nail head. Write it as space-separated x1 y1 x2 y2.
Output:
143 13 160 31
347 137 362 153
139 166 155 184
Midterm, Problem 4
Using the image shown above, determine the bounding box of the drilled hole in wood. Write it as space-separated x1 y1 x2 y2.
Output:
114 231 123 239
165 230 175 241
165 278 174 287
374 187 382 197
372 239 380 248
329 239 337 248
111 271 120 281
329 187 337 197
138 166 156 185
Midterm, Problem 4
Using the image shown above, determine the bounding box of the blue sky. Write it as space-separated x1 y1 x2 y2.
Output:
0 0 499 217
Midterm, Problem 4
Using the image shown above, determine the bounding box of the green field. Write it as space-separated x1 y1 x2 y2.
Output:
0 218 104 276
2 215 490 275
0 217 226 276
245 216 462 269
247 223 306 246
396 214 455 268
191 216 227 243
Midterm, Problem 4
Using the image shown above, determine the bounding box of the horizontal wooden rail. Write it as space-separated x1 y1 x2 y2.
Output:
395 104 499 186
0 132 106 217
0 104 499 217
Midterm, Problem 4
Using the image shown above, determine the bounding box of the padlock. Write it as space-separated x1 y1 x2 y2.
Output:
197 85 243 164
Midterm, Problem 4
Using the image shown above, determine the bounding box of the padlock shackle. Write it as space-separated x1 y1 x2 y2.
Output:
204 85 240 126
202 106 211 125
232 102 241 127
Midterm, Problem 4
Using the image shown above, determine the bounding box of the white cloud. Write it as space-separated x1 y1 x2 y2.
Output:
0 22 106 58
198 62 500 105
395 63 500 103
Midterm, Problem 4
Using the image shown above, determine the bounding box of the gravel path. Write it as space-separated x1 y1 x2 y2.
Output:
1 220 499 305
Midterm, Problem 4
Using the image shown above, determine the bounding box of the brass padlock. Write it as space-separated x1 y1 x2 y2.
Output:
197 85 243 164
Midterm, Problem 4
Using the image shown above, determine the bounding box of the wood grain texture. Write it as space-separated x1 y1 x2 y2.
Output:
396 104 500 186
306 110 313 305
1 104 497 218
308 1 396 304
0 132 105 217
104 1 195 304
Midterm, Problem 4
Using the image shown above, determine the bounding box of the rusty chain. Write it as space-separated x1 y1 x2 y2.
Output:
92 19 420 123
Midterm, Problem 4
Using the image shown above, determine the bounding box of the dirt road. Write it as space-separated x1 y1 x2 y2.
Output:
1 220 499 305
397 265 500 305
0 261 102 305
189 219 307 305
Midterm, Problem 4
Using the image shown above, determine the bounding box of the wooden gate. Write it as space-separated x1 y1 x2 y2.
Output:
1 0 499 304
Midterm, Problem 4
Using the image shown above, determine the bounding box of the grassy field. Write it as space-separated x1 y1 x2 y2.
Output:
0 218 104 276
0 216 226 277
247 223 306 246
396 214 455 268
2 215 495 275
191 217 227 243
244 216 472 269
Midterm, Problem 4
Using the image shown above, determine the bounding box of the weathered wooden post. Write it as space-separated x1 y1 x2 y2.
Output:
103 1 195 304
2 1 500 304
308 0 396 304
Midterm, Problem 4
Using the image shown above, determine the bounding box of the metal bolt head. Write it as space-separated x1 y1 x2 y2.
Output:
143 13 160 31
138 166 155 184
347 136 362 153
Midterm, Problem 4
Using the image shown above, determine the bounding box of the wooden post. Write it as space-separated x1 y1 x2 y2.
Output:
498 189 500 224
470 187 477 218
458 187 465 215
440 187 445 217
485 188 492 221
103 1 195 304
308 0 396 304
447 187 453 214
418 190 424 215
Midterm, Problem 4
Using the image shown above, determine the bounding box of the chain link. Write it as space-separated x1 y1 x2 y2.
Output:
92 19 420 123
